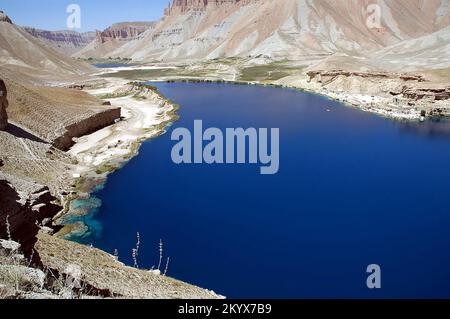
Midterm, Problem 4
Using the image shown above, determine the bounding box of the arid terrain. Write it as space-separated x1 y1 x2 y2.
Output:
1 0 450 299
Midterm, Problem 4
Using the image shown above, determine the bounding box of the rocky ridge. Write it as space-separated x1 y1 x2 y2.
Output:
74 22 155 59
100 0 450 65
23 28 95 56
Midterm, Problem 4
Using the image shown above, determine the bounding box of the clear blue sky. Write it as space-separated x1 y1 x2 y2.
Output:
1 0 169 32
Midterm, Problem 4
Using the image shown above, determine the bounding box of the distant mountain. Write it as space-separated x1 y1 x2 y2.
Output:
83 0 450 70
74 22 156 59
23 27 96 56
0 12 93 81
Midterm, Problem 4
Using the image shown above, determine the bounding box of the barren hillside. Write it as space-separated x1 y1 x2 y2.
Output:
82 0 450 70
0 12 93 82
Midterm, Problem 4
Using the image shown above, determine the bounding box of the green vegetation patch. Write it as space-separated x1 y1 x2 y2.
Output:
239 63 302 82
95 163 118 175
100 67 213 80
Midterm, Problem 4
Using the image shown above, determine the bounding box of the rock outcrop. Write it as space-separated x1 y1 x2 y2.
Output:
0 79 8 130
23 28 95 56
164 0 246 15
96 22 154 42
3 76 121 151
53 107 121 151
74 22 155 59
0 11 12 24
0 179 62 258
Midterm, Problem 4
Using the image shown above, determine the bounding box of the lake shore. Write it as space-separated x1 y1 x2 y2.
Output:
56 77 179 237
96 62 450 122
57 62 446 236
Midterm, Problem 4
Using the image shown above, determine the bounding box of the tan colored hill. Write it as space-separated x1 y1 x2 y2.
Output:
0 13 93 82
90 0 450 67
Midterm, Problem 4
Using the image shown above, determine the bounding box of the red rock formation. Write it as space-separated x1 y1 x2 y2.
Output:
95 22 154 44
0 80 8 131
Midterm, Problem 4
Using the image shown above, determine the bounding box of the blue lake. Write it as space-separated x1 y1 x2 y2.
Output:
75 82 450 298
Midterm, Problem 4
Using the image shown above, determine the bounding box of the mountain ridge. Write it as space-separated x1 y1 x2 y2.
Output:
74 0 450 72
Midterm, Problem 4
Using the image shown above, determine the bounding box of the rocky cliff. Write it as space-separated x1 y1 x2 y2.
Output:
0 178 62 259
74 22 155 59
53 108 121 151
96 22 154 42
0 80 8 130
164 0 248 15
23 28 95 56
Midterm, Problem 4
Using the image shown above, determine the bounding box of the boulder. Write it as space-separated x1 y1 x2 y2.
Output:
0 79 8 130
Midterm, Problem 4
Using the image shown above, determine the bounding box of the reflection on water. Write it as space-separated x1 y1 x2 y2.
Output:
396 118 450 138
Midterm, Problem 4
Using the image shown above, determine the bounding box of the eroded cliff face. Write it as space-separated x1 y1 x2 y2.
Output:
75 22 155 59
0 80 8 131
53 107 121 151
0 178 62 258
96 22 154 43
23 28 95 56
164 0 249 15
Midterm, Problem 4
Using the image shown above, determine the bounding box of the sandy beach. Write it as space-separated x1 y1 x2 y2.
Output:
68 77 177 175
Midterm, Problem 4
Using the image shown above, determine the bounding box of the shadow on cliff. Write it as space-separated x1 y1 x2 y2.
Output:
0 177 62 264
6 123 47 144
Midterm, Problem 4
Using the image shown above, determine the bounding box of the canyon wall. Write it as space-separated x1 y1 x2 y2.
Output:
164 0 249 15
96 22 154 42
53 108 121 151
23 28 95 56
0 80 8 130
75 22 155 58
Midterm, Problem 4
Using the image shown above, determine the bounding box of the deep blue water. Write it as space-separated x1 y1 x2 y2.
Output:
76 83 450 298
